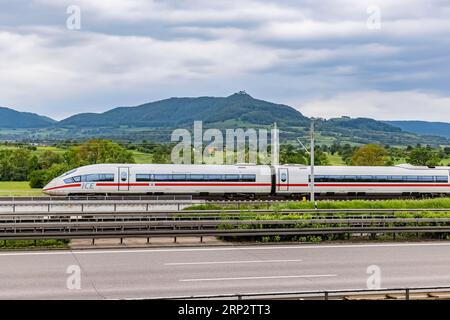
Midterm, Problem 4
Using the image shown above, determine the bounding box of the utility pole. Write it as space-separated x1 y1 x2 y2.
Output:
310 119 315 203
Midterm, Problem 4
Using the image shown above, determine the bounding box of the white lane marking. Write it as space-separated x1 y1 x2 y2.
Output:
1 242 450 257
180 274 337 282
165 259 303 266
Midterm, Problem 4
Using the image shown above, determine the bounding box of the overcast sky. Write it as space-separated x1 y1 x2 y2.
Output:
0 0 449 121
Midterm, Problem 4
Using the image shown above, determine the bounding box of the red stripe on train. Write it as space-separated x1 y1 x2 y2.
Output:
276 184 309 187
43 183 82 191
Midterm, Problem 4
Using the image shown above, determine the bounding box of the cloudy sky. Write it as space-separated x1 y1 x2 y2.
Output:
0 0 449 121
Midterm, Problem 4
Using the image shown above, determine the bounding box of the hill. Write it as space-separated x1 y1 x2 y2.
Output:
0 107 56 128
59 91 309 128
386 121 450 139
1 93 449 146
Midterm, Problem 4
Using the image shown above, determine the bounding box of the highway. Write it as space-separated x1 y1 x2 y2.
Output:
0 242 449 299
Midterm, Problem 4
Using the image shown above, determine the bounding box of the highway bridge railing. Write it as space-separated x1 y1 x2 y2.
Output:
1 210 450 241
147 285 450 300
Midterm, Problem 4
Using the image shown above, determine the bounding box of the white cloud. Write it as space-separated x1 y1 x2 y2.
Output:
299 91 450 122
0 28 281 118
36 0 304 24
0 0 448 122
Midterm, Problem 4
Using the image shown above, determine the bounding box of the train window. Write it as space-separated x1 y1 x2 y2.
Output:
172 174 186 181
60 169 77 177
225 174 240 181
306 174 448 183
241 174 256 182
280 173 287 182
99 174 114 182
79 174 114 182
206 174 224 181
84 174 99 182
313 175 325 182
154 174 171 181
136 174 151 181
190 174 204 181
64 178 74 184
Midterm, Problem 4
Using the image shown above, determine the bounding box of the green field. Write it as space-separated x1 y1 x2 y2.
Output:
0 145 66 155
324 153 450 166
0 181 44 196
324 152 346 165
131 151 153 163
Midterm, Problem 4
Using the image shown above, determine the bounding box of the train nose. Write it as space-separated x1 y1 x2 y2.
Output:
42 180 58 195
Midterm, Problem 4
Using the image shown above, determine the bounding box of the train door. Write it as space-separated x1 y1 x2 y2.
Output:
118 167 130 191
278 168 289 191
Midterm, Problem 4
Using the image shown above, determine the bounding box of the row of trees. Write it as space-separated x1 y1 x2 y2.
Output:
0 140 134 188
329 143 449 166
0 140 448 188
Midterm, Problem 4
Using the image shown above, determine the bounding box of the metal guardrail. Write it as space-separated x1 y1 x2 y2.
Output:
149 286 450 300
1 207 450 215
0 200 204 213
1 210 450 241
2 205 450 214
0 195 194 202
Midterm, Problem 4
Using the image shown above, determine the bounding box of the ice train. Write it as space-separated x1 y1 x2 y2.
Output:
42 163 450 198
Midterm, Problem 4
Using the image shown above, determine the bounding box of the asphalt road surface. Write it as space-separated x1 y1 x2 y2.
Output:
0 242 450 299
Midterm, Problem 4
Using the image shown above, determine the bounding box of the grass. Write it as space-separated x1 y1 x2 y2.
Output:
0 239 69 249
187 198 450 211
0 181 44 196
273 198 450 210
189 198 450 243
325 152 346 165
132 151 153 164
0 145 66 156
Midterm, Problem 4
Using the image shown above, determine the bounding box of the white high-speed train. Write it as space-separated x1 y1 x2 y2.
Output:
42 163 450 197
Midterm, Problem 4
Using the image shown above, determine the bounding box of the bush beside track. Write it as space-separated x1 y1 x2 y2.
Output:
185 198 450 243
0 239 69 250
187 198 450 210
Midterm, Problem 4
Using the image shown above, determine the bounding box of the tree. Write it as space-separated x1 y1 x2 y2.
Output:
339 144 356 165
0 148 33 181
29 163 72 188
351 144 389 166
28 140 135 188
150 144 172 164
64 139 135 167
28 169 48 188
280 144 307 165
39 150 63 169
407 147 441 166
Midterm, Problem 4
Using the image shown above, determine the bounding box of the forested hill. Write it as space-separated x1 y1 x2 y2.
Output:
0 107 56 128
58 91 310 128
1 93 449 146
386 121 450 138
